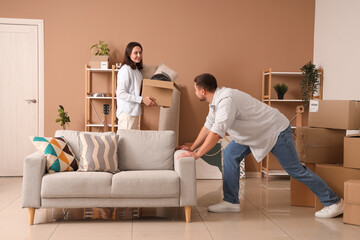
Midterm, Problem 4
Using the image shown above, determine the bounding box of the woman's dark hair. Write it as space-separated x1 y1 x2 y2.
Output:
122 42 143 70
194 73 218 92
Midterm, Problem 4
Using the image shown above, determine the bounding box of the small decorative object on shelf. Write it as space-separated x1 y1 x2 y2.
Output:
273 83 288 99
55 105 70 130
89 40 110 69
300 61 320 108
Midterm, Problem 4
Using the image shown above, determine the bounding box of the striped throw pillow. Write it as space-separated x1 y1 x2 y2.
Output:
79 133 118 172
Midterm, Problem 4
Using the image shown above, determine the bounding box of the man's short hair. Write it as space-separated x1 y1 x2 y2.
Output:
194 73 218 92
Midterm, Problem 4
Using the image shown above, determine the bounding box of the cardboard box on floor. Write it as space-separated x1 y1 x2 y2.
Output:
344 180 360 225
142 79 179 107
296 127 346 164
290 163 315 207
308 100 360 130
314 164 360 211
344 134 360 169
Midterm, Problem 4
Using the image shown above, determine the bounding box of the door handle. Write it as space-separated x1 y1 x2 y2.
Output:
25 99 37 103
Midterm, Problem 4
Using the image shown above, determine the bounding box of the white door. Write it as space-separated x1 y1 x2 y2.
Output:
0 19 44 176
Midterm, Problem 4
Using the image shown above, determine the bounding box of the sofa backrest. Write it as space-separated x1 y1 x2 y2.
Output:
55 130 114 160
55 129 176 171
117 129 175 170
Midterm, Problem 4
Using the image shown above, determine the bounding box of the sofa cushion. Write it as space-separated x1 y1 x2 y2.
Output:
41 172 112 198
78 133 118 173
30 136 78 173
55 130 115 161
117 130 175 170
111 170 179 198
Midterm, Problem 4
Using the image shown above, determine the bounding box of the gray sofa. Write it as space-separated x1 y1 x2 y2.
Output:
22 129 196 225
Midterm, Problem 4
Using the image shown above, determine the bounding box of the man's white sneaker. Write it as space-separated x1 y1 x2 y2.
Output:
208 201 240 213
315 199 344 218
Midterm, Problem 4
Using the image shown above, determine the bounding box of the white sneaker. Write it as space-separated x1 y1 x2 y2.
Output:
208 201 240 213
315 199 344 218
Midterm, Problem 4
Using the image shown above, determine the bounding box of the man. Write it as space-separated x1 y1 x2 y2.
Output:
177 73 343 218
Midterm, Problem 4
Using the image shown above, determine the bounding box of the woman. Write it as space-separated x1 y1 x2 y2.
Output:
116 42 156 130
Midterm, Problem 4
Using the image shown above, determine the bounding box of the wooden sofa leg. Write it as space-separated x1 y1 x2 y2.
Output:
185 206 191 223
28 208 35 225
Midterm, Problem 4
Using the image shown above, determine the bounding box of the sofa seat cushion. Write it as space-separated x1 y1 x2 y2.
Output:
41 172 112 198
111 170 179 198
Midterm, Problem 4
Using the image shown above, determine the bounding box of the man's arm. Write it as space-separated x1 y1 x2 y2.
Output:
176 125 210 151
190 126 211 151
177 131 221 159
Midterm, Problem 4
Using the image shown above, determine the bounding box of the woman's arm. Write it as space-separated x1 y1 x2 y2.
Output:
116 68 143 104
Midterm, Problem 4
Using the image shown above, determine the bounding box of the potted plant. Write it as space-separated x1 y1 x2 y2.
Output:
55 105 70 130
300 61 320 108
273 83 288 99
89 40 110 69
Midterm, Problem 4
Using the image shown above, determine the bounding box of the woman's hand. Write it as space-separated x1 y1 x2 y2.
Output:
142 96 157 106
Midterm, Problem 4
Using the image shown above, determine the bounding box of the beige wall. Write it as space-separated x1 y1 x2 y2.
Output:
314 0 360 100
1 0 315 172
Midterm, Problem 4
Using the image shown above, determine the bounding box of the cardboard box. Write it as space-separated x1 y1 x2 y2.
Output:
344 180 360 225
344 134 360 169
296 127 346 164
290 163 315 207
142 79 178 107
89 55 109 69
314 164 360 211
308 100 360 130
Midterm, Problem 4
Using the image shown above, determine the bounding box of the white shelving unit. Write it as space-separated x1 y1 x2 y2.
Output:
85 65 118 132
260 68 323 181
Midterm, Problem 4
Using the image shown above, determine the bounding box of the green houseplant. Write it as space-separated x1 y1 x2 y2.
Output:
89 40 110 69
300 61 320 107
273 83 288 99
55 105 70 130
90 41 110 56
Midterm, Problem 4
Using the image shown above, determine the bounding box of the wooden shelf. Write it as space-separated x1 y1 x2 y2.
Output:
261 169 288 176
263 99 303 102
86 124 118 127
264 71 322 76
85 64 117 132
86 68 119 72
86 97 113 99
260 67 323 181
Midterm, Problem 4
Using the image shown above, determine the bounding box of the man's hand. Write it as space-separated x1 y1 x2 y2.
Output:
142 96 157 106
177 151 199 159
175 145 190 151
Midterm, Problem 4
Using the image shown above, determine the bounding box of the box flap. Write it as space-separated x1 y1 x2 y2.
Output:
346 134 360 138
143 79 174 90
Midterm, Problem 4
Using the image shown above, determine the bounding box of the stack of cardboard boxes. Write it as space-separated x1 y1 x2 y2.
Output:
291 100 360 225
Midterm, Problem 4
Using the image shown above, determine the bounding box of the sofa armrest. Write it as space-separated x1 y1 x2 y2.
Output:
21 151 46 208
174 150 197 207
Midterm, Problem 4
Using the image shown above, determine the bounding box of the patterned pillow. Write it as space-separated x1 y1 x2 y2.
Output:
79 133 118 173
30 136 78 173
